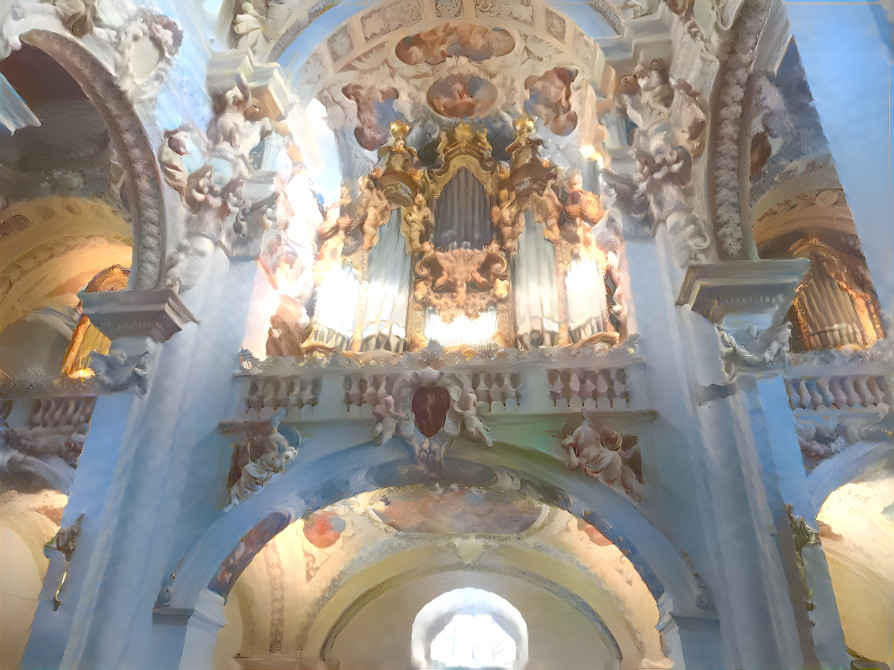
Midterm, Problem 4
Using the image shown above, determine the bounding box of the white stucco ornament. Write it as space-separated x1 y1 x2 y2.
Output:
562 413 643 500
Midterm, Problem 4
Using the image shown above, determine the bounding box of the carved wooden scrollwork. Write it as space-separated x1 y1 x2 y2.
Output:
414 247 510 322
257 116 627 359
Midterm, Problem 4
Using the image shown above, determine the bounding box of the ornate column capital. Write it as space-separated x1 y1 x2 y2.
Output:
676 258 810 325
79 288 197 343
678 259 810 381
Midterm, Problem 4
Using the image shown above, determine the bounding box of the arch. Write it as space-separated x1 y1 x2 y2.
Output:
14 29 167 291
162 439 709 621
806 440 894 518
812 444 894 668
313 554 626 667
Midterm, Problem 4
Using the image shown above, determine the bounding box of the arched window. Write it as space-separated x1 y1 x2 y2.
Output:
411 588 527 670
430 613 517 668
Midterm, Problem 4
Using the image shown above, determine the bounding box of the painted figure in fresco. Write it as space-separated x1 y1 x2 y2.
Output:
524 67 578 136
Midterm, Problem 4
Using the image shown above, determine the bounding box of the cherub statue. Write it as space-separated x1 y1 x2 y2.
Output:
563 418 643 500
158 130 190 196
55 0 97 37
527 180 563 242
266 296 310 359
616 73 645 128
232 1 265 50
401 193 433 254
491 188 522 254
360 176 392 250
634 59 673 119
209 78 270 156
559 171 605 241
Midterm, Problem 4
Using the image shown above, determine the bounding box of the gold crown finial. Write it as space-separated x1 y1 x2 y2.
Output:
389 120 410 141
514 114 535 136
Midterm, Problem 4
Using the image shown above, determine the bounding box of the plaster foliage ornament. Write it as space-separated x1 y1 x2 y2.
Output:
436 0 463 18
164 234 216 293
89 349 151 396
223 418 299 510
562 414 643 500
361 0 422 41
395 23 515 65
713 0 771 258
361 368 493 471
47 512 84 609
475 0 534 24
716 323 791 380
414 247 510 323
114 12 183 101
52 0 97 37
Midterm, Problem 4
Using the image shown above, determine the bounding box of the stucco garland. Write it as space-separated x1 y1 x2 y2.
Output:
19 29 166 290
710 0 770 258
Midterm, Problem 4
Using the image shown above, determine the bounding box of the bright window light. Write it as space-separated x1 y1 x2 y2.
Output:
430 613 517 668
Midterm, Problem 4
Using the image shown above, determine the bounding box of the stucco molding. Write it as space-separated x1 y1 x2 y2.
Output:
18 28 168 290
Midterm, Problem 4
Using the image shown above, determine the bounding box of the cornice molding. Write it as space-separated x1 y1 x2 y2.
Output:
79 288 197 342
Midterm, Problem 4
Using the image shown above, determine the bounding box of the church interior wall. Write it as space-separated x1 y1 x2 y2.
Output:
0 0 893 668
